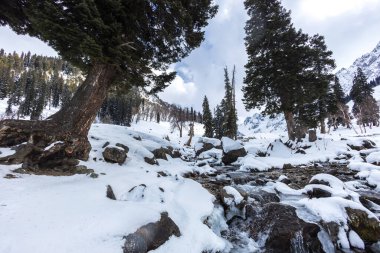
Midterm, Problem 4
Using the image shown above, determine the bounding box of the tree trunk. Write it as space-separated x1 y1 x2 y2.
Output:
49 63 117 136
320 119 326 134
0 63 117 174
284 111 296 141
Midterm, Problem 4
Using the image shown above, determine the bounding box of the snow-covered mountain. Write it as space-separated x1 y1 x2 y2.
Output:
336 41 380 94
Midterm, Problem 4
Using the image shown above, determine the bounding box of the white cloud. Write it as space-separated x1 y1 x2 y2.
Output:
298 0 380 20
159 74 198 107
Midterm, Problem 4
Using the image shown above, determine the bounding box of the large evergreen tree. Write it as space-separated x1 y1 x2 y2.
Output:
243 0 335 140
0 1 218 171
222 66 238 139
202 96 213 138
350 68 379 131
213 105 224 139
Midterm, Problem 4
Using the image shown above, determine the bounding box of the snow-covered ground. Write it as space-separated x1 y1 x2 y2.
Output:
0 122 230 253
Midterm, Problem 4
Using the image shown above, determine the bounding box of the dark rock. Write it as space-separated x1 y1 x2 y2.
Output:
75 165 94 174
144 156 158 165
116 143 129 153
346 207 380 243
358 191 380 207
123 212 181 253
195 143 215 156
283 163 293 170
4 173 17 179
89 172 98 178
279 177 291 185
308 129 317 142
309 178 331 187
106 185 116 200
171 149 182 158
222 147 247 165
102 147 127 164
250 203 323 253
363 140 376 149
295 148 306 154
321 222 340 249
195 139 222 156
157 171 169 177
306 186 332 198
348 140 376 151
152 147 172 160
133 136 142 141
102 141 110 148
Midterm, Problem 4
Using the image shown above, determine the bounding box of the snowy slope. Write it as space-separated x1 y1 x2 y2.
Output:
336 41 380 94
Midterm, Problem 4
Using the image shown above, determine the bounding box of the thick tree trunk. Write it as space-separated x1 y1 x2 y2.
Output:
0 63 117 174
49 63 117 136
284 111 296 141
320 119 326 134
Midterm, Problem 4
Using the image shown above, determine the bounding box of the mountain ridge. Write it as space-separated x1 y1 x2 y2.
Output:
336 41 380 94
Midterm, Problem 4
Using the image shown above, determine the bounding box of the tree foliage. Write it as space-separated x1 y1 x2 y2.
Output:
202 96 213 138
0 0 218 92
243 0 335 139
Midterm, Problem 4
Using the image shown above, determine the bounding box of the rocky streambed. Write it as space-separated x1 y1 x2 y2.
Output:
185 164 380 253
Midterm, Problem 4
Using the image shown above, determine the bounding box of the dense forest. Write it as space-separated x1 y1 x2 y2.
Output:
0 50 203 128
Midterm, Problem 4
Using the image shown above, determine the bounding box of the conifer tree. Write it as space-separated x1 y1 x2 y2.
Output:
332 76 345 104
220 67 238 139
350 68 379 131
243 0 335 140
202 96 213 138
350 68 372 104
213 105 224 139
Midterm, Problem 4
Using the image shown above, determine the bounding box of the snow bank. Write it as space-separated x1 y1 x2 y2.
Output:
238 154 271 172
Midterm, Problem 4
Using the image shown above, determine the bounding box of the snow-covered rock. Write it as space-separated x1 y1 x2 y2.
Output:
221 137 247 165
195 137 222 156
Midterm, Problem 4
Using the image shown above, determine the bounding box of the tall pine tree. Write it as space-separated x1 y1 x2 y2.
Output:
202 96 213 138
243 0 335 140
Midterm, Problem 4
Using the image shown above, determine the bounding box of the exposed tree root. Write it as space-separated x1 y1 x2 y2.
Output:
0 119 91 175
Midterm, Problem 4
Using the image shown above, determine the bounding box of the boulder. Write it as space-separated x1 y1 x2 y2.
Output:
346 207 380 243
306 186 332 199
221 137 247 165
152 147 172 160
103 147 127 164
195 137 222 156
123 212 181 253
348 140 376 151
250 203 323 253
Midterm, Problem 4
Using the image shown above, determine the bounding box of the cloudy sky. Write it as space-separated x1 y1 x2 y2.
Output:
1 0 380 120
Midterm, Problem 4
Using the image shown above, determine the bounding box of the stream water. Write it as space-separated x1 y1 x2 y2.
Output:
185 164 380 253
